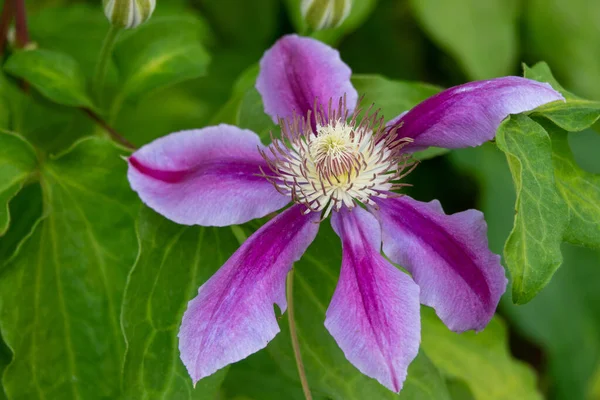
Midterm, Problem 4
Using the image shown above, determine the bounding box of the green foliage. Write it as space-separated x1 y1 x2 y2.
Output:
111 16 211 116
526 0 600 100
120 207 236 399
409 0 519 80
4 49 96 109
0 137 138 399
523 62 600 132
421 308 542 400
496 115 568 304
0 132 37 236
547 126 600 249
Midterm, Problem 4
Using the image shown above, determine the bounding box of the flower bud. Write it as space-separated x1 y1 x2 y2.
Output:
301 0 352 31
103 0 156 29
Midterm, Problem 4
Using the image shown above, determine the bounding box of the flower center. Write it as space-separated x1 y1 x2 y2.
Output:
312 122 361 180
260 99 416 217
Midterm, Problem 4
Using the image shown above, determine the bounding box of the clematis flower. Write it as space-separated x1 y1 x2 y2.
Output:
127 35 564 392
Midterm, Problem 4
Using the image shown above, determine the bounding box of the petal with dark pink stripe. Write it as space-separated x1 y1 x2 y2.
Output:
372 196 507 332
388 77 564 151
127 124 290 227
256 34 357 125
178 205 320 383
327 207 420 393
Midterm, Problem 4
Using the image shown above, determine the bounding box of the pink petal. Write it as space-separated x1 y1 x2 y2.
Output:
127 124 290 227
388 77 564 150
178 205 320 383
256 34 358 125
372 196 507 332
327 207 421 393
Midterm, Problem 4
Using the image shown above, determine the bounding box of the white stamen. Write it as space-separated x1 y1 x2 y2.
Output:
260 98 416 217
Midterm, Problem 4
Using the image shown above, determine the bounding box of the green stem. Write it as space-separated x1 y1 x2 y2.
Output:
93 24 121 104
286 269 313 400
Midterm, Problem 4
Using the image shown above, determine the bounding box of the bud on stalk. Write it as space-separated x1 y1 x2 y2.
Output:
103 0 156 29
301 0 352 31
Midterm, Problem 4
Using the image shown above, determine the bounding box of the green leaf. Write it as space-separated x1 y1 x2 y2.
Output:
0 333 9 400
29 5 109 80
409 0 519 80
285 0 377 45
352 74 441 118
0 132 37 236
4 49 96 109
121 207 238 399
495 115 568 304
502 245 600 400
546 125 600 248
267 223 451 400
421 308 542 400
0 137 138 399
525 0 600 100
112 16 211 107
222 351 307 400
523 62 600 132
0 184 43 266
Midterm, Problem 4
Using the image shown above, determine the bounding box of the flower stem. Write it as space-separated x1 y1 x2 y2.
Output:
0 0 14 55
93 24 121 103
13 0 28 48
82 108 136 150
286 269 313 400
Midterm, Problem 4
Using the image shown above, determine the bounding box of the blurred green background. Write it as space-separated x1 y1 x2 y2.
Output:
2 0 600 399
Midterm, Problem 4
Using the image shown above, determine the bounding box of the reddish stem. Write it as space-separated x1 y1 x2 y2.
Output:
0 0 14 55
13 0 28 48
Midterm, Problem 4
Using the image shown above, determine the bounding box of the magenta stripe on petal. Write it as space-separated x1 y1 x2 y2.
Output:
372 196 507 333
178 205 320 383
388 77 564 150
127 124 290 227
256 34 358 125
327 207 421 392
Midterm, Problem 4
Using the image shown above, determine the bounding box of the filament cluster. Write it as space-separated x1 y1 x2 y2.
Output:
259 97 417 218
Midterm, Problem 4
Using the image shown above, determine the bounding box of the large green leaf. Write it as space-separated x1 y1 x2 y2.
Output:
0 137 138 399
523 62 600 132
4 49 96 109
112 16 211 112
0 334 9 400
409 0 519 80
495 115 568 304
222 350 307 400
421 309 542 400
0 132 37 236
0 184 43 266
29 5 109 80
0 71 94 154
546 126 600 248
120 207 238 399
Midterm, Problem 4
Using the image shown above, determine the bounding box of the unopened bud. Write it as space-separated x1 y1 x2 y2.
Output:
301 0 352 31
103 0 156 29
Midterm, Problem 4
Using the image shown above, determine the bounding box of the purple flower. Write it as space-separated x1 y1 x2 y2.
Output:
127 35 563 392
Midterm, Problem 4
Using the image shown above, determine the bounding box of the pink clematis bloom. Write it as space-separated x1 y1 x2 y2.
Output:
127 34 564 392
